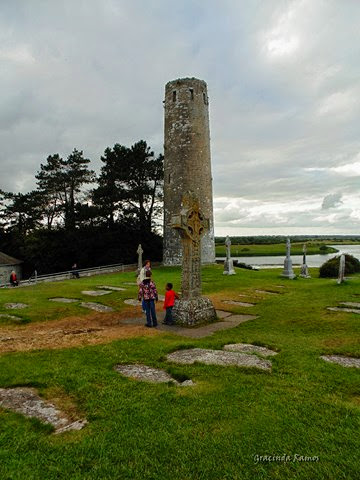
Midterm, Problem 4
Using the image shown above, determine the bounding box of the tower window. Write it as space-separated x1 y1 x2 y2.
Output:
203 92 207 104
168 173 171 183
189 88 194 100
173 91 176 102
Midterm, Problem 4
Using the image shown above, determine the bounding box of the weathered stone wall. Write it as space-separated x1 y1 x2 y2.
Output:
0 265 22 286
163 77 216 265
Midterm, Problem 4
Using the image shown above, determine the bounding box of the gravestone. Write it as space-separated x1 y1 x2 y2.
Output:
171 192 217 326
281 238 296 279
137 244 143 273
337 254 345 284
223 236 236 275
300 244 311 278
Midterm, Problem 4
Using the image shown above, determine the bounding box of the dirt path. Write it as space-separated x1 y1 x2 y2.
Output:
0 307 159 354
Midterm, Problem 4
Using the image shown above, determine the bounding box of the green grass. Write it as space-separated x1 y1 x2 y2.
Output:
215 242 338 257
0 266 360 479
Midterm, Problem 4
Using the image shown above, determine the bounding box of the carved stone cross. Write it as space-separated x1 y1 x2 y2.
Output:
171 192 209 299
137 244 143 272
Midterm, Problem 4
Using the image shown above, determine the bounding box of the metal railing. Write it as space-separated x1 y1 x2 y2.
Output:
1 262 138 288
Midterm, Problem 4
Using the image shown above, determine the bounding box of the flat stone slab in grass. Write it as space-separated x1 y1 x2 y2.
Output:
224 343 278 357
114 364 195 386
167 348 271 371
124 299 140 306
80 302 114 313
222 300 255 307
4 303 28 309
0 314 22 321
123 282 138 286
216 310 232 319
82 290 111 296
255 290 279 295
327 307 360 314
321 355 360 369
97 285 127 291
49 297 79 303
340 302 360 309
0 387 87 434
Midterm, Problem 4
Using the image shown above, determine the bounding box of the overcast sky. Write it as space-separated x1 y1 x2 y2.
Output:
1 0 360 235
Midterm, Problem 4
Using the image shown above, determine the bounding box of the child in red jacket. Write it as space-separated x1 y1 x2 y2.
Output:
162 283 179 325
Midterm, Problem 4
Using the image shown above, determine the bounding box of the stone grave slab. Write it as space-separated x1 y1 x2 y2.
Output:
49 298 79 303
4 303 28 309
115 364 195 386
216 310 232 319
255 290 279 296
0 313 22 321
222 300 255 307
327 307 360 314
97 285 127 291
340 302 360 308
80 302 114 313
82 290 111 296
0 387 87 434
167 348 271 371
123 282 138 286
321 355 360 369
124 299 140 306
224 343 278 357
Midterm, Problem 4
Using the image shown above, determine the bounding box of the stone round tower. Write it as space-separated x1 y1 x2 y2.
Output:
163 77 216 265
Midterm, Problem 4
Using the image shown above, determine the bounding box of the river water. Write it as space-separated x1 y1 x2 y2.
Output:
217 245 360 269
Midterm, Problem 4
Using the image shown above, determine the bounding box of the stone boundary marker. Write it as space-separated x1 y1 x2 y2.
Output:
167 348 272 371
321 355 360 369
0 387 87 434
114 364 194 386
224 343 278 357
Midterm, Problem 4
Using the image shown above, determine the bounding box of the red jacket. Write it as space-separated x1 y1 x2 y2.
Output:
163 290 178 309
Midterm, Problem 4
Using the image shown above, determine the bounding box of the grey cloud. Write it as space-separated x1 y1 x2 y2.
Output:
322 193 343 210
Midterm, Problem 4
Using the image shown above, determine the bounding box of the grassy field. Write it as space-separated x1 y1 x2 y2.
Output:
215 242 338 257
0 266 359 479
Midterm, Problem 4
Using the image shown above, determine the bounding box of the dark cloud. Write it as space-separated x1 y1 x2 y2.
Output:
322 193 343 210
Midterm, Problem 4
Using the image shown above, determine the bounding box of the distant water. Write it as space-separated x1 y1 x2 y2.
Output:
217 245 360 269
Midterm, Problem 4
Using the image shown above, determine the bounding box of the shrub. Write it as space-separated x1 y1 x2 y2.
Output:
319 245 329 252
241 247 250 252
319 254 360 278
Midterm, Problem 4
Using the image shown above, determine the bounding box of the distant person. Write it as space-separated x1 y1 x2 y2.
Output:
162 283 179 325
71 263 80 279
9 271 19 287
138 270 158 327
137 260 151 312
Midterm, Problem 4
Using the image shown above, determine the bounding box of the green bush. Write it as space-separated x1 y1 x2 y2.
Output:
319 245 329 252
319 254 360 278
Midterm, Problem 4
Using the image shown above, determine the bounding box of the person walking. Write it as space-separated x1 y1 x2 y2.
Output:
9 271 19 287
138 270 158 327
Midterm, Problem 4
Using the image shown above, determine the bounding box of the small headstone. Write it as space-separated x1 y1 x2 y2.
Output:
80 302 114 313
300 244 311 278
337 254 345 284
281 238 296 279
223 236 236 275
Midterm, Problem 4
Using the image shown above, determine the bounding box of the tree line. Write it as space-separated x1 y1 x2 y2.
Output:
0 140 164 276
